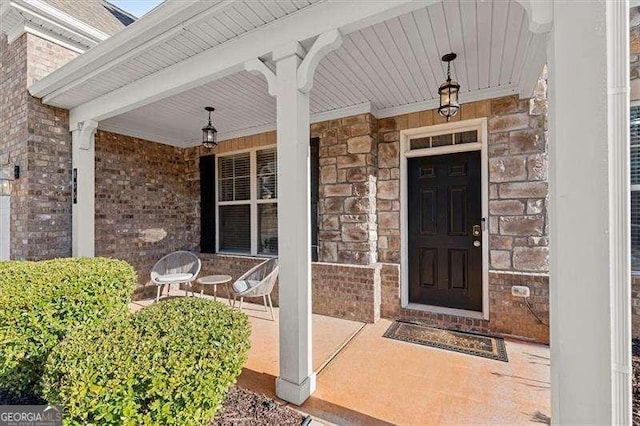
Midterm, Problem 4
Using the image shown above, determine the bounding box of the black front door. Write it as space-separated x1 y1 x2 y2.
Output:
408 151 482 311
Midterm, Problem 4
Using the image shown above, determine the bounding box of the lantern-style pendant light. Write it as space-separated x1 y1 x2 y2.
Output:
438 53 460 121
202 106 218 149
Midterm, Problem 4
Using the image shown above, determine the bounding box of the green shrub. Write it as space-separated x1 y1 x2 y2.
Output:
43 297 251 425
0 257 136 400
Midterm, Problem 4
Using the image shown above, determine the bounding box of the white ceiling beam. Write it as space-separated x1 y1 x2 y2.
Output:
12 0 109 44
518 33 547 99
62 0 440 128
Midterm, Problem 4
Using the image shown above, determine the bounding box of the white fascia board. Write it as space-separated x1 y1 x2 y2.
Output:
16 0 109 42
2 0 102 51
0 1 11 19
29 0 210 97
10 22 87 53
65 0 439 128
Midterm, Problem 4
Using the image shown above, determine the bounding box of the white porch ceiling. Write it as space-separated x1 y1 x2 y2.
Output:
29 0 544 147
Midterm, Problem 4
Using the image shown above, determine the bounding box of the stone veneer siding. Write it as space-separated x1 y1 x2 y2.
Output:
375 89 549 343
181 92 550 341
0 33 77 260
311 114 378 265
376 92 548 270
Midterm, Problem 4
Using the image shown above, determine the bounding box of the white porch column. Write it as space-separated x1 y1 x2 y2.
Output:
548 1 630 424
246 31 342 406
272 42 315 406
71 119 98 257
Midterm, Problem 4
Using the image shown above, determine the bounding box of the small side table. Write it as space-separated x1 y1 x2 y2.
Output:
196 275 232 301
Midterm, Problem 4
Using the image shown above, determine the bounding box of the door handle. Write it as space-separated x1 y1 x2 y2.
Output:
472 225 481 237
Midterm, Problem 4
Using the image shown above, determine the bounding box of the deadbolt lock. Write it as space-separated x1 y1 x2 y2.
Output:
473 240 481 247
472 225 481 237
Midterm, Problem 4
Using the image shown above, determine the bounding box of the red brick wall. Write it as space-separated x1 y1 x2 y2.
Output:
312 262 380 323
197 255 381 324
95 130 199 287
153 254 382 324
25 34 78 86
0 33 76 260
0 34 30 260
380 264 549 343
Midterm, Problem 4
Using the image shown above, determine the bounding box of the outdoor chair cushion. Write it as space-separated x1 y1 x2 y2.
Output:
232 280 260 293
155 273 194 283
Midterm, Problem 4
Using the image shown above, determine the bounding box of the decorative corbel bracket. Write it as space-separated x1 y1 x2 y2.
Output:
516 0 552 34
75 119 99 150
244 59 278 97
297 29 343 94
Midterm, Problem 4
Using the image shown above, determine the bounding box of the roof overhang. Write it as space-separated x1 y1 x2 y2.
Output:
24 0 553 146
0 0 110 53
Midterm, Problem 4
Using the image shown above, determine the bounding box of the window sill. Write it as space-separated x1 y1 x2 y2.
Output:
214 251 277 259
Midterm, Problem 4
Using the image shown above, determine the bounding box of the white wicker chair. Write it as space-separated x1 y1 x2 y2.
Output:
150 251 201 301
231 258 278 320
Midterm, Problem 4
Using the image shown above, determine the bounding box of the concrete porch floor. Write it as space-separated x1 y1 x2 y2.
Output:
130 290 550 425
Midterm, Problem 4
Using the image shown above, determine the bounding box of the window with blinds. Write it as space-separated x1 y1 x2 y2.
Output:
217 147 278 255
219 153 250 202
631 105 640 272
257 148 277 200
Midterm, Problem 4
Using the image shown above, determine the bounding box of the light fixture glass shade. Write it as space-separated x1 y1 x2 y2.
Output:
438 52 460 121
202 124 217 149
0 180 11 196
202 106 218 149
438 79 460 120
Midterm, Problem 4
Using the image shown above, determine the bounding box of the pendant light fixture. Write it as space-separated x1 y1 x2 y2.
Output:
438 53 460 121
202 106 218 149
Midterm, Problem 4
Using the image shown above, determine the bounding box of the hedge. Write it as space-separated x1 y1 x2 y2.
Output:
0 258 136 400
43 297 251 425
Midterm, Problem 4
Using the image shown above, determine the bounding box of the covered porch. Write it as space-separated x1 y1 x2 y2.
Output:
29 0 632 422
131 290 550 425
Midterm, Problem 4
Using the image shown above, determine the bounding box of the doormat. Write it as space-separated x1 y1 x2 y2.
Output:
383 321 508 362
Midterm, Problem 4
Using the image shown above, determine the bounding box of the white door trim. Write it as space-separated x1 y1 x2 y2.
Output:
399 117 489 320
